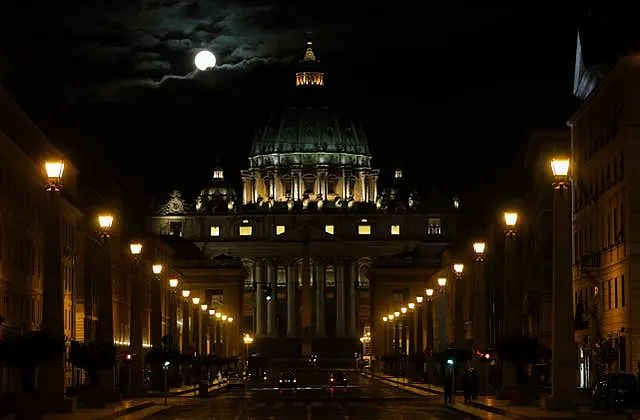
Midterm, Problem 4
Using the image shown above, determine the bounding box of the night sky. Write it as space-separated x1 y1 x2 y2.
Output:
0 2 584 232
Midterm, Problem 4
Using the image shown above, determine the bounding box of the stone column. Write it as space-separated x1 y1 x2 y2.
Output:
96 243 116 394
253 170 264 202
502 231 519 391
181 298 190 353
39 192 66 409
335 262 346 336
315 262 325 336
192 305 200 354
267 260 276 336
272 168 280 201
129 262 145 395
317 164 328 199
287 263 297 337
348 262 358 337
542 180 577 409
358 169 367 202
201 308 209 354
369 169 379 202
454 273 465 350
342 166 352 199
473 258 489 395
291 166 302 201
241 170 253 204
255 263 264 337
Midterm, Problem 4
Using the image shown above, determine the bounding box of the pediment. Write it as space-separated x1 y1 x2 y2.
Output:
271 223 341 242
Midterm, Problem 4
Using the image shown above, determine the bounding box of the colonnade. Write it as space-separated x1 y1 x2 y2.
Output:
248 258 361 338
241 166 379 204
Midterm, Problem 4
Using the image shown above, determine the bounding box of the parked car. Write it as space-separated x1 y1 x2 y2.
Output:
329 372 347 387
278 371 297 391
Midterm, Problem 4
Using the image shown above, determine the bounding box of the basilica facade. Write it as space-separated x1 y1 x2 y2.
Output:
149 41 457 358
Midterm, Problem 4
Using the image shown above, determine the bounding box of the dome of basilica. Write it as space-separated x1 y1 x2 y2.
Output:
251 105 370 157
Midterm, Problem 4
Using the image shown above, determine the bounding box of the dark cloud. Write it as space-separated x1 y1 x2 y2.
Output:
0 0 344 102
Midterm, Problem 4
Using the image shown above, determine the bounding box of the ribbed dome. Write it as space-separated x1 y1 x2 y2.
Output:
251 105 370 157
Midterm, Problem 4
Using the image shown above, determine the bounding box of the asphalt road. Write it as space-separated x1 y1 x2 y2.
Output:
147 367 468 419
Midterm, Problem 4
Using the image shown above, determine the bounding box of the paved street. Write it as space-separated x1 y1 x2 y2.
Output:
146 368 466 419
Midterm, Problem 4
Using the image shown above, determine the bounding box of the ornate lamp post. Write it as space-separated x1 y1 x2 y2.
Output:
192 297 201 354
181 290 191 354
416 296 424 354
128 241 144 396
472 241 489 395
400 306 408 354
453 264 464 350
382 316 389 355
393 311 400 352
96 213 115 395
542 158 576 409
425 289 435 356
200 304 209 354
167 279 179 347
243 334 254 368
408 302 415 355
502 210 520 394
39 160 66 408
437 278 448 352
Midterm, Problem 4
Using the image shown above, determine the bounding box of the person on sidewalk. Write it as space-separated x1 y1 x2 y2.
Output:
444 372 454 405
470 369 479 400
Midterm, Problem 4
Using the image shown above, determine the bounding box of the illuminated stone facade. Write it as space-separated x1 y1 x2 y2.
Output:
0 86 82 393
569 55 640 386
149 42 457 358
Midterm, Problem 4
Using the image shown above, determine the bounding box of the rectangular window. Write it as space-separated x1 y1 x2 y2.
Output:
276 225 286 235
325 225 334 235
608 280 612 310
614 277 618 308
358 225 371 235
427 218 441 235
390 225 400 235
239 226 252 236
210 226 220 237
621 275 625 307
601 282 605 310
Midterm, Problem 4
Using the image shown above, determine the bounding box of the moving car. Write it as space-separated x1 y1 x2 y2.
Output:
329 372 347 387
226 372 245 388
278 371 297 391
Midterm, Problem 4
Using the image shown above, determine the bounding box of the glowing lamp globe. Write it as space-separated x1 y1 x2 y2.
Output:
194 50 216 71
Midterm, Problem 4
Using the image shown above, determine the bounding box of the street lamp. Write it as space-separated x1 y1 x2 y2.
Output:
169 279 179 288
192 297 200 305
98 214 114 242
472 240 489 395
401 307 407 314
222 315 228 321
504 211 518 237
209 309 215 316
473 242 486 262
453 264 464 275
44 160 65 191
436 278 448 351
550 158 570 189
129 242 143 257
542 157 575 409
416 296 423 304
201 304 208 311
383 316 388 322
152 264 163 275
408 303 415 310
227 317 233 323
182 290 191 298
394 311 400 317
426 289 434 298
215 312 221 319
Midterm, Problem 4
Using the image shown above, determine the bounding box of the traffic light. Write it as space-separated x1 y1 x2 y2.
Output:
445 344 456 366
264 284 273 301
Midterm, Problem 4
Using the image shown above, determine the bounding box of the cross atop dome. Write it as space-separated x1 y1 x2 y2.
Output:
296 35 324 87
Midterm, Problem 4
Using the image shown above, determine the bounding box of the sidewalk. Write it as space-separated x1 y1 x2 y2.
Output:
364 372 638 419
40 381 224 420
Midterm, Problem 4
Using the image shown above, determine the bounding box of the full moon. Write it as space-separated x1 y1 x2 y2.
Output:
194 50 216 71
